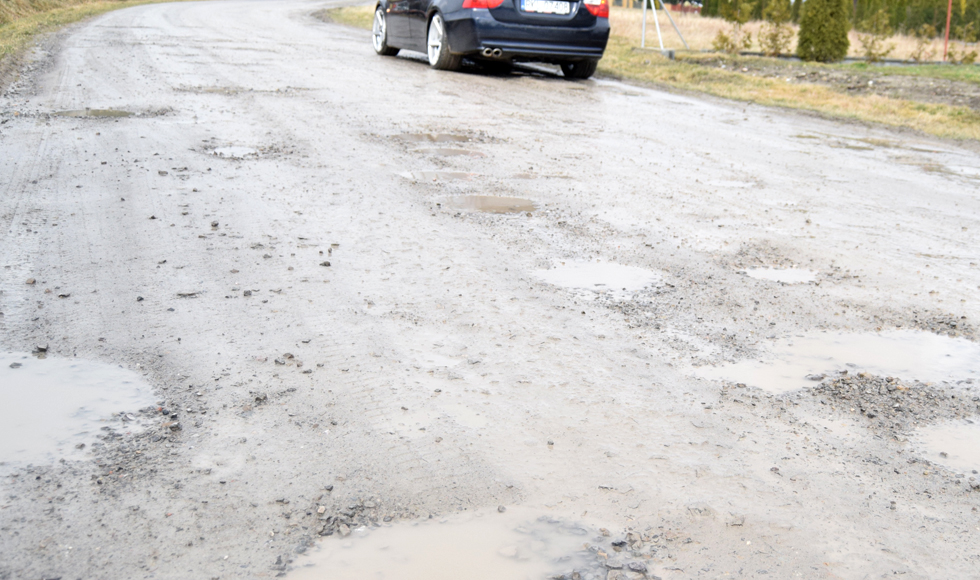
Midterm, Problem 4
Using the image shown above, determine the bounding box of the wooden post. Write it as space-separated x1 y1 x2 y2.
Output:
943 0 953 61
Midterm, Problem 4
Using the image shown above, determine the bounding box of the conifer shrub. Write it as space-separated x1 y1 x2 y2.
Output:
796 0 850 62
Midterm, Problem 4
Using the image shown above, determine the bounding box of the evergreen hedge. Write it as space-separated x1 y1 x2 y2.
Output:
796 0 850 61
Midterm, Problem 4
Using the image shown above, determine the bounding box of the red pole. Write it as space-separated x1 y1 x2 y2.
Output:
943 0 953 61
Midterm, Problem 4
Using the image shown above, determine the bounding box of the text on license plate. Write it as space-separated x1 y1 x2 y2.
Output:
521 0 571 15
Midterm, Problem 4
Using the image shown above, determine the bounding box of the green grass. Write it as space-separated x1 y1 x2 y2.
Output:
839 61 980 86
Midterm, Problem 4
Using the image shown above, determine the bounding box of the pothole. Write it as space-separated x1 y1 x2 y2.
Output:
211 146 259 159
0 353 155 467
291 507 624 580
911 420 980 475
536 262 662 299
415 148 485 157
53 108 133 118
744 267 817 284
695 330 980 394
447 195 535 214
394 133 470 143
401 171 474 181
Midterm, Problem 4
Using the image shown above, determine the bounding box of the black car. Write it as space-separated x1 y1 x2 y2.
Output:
371 0 610 78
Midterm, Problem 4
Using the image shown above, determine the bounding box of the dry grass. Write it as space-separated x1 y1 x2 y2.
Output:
608 7 957 61
598 35 980 140
314 4 375 30
0 0 180 62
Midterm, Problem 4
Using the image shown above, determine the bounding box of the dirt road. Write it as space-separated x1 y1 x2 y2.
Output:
1 1 979 578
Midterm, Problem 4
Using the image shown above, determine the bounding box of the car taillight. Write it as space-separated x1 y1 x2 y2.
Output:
462 0 505 8
583 0 609 18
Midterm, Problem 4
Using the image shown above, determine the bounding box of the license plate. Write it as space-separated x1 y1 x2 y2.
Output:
521 0 571 15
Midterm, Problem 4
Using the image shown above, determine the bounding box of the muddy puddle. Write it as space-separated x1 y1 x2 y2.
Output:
289 507 603 580
911 420 980 474
695 330 980 394
745 267 817 284
211 146 258 159
447 195 536 214
395 133 470 143
536 262 661 298
414 147 485 157
401 171 474 182
0 353 154 467
54 109 132 118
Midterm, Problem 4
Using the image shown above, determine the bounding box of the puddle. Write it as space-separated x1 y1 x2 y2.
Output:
289 507 600 580
447 195 536 214
0 353 155 466
211 146 258 159
400 171 474 182
54 109 132 118
695 330 980 394
536 262 661 297
745 267 817 284
911 420 980 474
395 133 470 143
414 148 485 157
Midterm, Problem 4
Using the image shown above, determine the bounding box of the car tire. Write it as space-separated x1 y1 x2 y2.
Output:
427 13 462 71
372 7 399 56
560 59 598 80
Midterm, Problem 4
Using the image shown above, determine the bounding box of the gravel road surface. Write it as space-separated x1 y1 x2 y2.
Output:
1 1 979 578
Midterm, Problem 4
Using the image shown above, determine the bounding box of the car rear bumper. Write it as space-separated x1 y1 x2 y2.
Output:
444 9 608 62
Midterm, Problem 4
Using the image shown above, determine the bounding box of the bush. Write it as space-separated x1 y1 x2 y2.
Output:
857 7 895 62
713 0 754 54
760 0 793 56
797 0 850 62
909 23 936 62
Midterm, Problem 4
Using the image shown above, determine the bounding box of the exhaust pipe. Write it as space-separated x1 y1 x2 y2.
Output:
491 48 503 58
482 48 494 57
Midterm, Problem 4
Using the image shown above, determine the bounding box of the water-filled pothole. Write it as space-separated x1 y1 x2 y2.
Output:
536 262 662 298
211 146 259 159
289 507 603 580
395 133 470 143
695 330 980 394
401 171 474 181
54 109 133 118
745 267 817 284
912 420 980 474
0 353 154 466
447 195 536 214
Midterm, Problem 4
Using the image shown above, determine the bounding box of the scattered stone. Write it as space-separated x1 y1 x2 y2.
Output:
34 344 47 353
26 278 35 285
320 261 331 267
497 505 506 513
244 290 252 297
604 558 624 570
169 422 182 431
9 362 22 369
137 296 144 302
627 561 648 573
805 374 825 381
211 221 219 228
